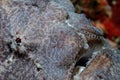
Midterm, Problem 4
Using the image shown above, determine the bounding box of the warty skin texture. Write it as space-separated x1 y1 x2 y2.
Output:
1 0 119 80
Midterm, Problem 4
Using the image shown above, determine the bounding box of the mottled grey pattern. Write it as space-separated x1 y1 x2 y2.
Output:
0 0 120 80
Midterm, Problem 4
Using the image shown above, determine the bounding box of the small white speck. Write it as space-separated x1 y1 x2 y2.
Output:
7 54 14 63
65 20 74 28
74 66 85 80
84 43 89 49
18 43 26 53
102 47 106 49
11 42 17 51
34 61 42 69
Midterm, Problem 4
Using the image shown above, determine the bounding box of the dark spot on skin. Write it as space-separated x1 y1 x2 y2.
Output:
16 38 21 43
97 74 103 79
16 31 19 35
14 51 27 58
7 42 13 53
43 77 46 80
10 35 14 38
60 31 66 40
7 60 11 64
32 3 39 7
36 67 41 72
66 14 70 19
60 31 64 34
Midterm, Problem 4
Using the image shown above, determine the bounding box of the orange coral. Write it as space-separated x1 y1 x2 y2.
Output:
103 0 120 39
